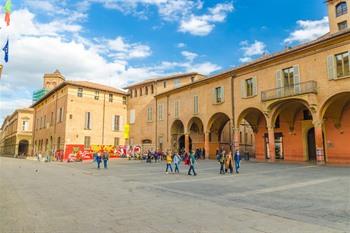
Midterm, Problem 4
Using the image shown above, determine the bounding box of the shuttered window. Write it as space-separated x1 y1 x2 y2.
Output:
130 109 135 124
147 107 153 122
112 115 120 131
241 77 257 98
213 87 224 104
85 112 92 129
175 101 179 118
158 104 164 121
194 96 199 114
335 52 350 78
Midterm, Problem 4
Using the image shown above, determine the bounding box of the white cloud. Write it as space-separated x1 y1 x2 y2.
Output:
239 40 267 63
177 43 186 48
0 8 221 122
179 3 234 36
107 37 152 59
284 17 329 44
181 51 198 61
81 0 233 36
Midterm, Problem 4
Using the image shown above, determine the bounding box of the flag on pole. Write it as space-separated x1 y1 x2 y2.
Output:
4 0 11 12
5 12 10 26
4 0 12 26
3 39 9 63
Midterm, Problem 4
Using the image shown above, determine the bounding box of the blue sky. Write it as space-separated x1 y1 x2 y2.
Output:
0 0 329 122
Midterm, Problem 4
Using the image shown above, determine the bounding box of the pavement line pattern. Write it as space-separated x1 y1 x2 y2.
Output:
224 177 340 198
147 165 318 185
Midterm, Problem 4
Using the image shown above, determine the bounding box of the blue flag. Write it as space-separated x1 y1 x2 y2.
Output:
3 39 9 63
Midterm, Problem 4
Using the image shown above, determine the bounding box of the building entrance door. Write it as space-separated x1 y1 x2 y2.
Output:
275 133 284 160
307 128 316 161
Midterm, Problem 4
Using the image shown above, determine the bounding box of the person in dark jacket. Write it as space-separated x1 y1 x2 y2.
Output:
96 152 102 169
234 150 241 174
102 151 109 169
188 151 197 176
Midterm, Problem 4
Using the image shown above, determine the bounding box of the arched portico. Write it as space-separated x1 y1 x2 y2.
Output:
236 107 268 161
267 99 322 162
207 112 231 159
187 117 205 152
320 92 350 164
171 120 186 152
18 140 29 156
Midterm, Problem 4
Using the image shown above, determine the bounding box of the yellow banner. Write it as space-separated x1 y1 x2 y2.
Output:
124 124 130 139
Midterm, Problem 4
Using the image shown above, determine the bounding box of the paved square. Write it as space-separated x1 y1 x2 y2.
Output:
0 157 349 233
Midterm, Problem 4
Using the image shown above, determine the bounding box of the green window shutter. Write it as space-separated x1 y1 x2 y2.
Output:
293 65 301 94
212 88 216 104
275 70 283 97
112 115 115 131
240 80 246 98
327 55 336 80
221 87 225 102
252 76 257 96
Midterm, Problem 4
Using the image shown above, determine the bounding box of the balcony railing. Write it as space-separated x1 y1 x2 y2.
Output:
261 81 317 102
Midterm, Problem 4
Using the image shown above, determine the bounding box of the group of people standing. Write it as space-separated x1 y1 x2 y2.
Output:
217 149 241 175
165 150 197 176
93 151 109 169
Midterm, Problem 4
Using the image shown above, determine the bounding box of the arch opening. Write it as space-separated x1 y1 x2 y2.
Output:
18 140 29 156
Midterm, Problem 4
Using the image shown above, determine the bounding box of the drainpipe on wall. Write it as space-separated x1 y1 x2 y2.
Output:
102 92 106 145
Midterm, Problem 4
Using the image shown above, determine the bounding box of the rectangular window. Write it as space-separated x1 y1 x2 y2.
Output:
77 88 83 97
174 101 179 118
174 79 181 88
245 78 254 97
40 117 43 129
194 96 199 114
84 136 91 149
58 108 63 123
163 81 167 88
335 52 350 78
114 137 120 147
109 93 113 102
50 112 53 126
130 90 133 98
338 21 348 31
283 67 294 87
95 91 99 100
147 107 153 122
134 89 138 97
122 96 127 105
151 85 154 94
140 88 143 96
191 77 195 83
215 87 224 103
145 86 148 95
130 109 135 124
113 115 120 131
22 121 29 131
43 115 46 128
85 112 92 129
158 104 164 121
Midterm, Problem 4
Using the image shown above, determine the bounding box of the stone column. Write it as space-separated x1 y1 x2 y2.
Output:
313 119 325 165
204 131 210 159
267 127 275 162
185 133 190 153
233 128 240 151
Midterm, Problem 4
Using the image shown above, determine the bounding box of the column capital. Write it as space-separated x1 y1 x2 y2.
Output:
312 119 324 128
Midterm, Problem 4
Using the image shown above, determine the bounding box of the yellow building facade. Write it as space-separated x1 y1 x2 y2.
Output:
0 108 34 157
31 72 127 159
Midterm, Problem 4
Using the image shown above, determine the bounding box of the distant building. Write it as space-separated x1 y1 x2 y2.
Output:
31 71 127 159
32 70 65 102
0 108 34 157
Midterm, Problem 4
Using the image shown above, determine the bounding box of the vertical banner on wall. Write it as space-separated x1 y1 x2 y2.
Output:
124 124 130 139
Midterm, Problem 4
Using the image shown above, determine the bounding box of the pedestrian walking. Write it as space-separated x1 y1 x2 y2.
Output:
188 151 197 176
218 150 225 174
165 152 173 174
225 151 234 174
96 152 102 169
173 152 181 173
102 151 109 169
234 150 241 174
